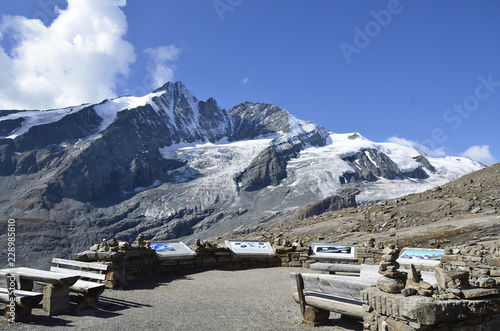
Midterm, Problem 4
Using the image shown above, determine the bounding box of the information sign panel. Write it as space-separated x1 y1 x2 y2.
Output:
310 243 357 260
225 240 275 256
396 247 444 266
150 242 196 259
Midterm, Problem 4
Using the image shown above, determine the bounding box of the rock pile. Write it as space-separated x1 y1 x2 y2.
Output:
376 244 406 294
364 241 500 330
404 264 433 297
431 244 500 301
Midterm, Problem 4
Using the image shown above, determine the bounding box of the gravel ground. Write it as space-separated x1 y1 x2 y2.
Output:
1 267 362 331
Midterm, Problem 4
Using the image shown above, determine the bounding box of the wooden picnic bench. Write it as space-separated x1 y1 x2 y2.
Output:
293 247 442 327
291 263 380 326
0 267 80 315
50 258 109 313
0 272 43 323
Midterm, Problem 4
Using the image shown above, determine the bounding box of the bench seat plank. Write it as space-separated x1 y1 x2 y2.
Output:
69 280 105 297
293 292 365 320
310 263 361 274
52 258 109 271
0 288 43 308
50 266 106 281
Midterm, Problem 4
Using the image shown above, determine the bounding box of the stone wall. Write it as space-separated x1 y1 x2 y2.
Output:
363 287 500 331
158 241 281 274
440 242 500 286
361 242 500 331
73 236 392 289
74 236 290 289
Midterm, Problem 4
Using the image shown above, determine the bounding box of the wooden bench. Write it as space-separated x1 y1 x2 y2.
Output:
291 264 380 326
50 258 109 313
0 272 43 323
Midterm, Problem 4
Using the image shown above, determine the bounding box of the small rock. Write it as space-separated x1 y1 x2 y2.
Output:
377 276 405 293
401 288 417 297
433 292 458 300
461 288 500 299
417 289 433 297
408 264 422 282
476 277 496 288
380 261 400 271
470 207 482 214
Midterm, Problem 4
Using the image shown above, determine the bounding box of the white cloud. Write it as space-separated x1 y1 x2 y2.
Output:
241 70 255 84
0 0 136 110
387 136 447 157
460 145 497 165
144 45 181 89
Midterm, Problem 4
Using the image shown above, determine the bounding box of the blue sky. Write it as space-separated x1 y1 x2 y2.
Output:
0 0 498 164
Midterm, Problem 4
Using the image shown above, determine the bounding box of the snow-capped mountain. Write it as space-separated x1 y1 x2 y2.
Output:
0 82 483 267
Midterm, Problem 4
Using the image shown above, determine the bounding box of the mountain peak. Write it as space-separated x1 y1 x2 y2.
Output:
153 81 188 94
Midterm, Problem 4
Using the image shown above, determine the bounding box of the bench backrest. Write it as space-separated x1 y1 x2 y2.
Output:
51 258 109 281
309 262 361 275
291 272 373 301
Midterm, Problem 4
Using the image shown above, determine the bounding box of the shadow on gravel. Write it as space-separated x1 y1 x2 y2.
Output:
327 315 363 331
12 294 153 326
96 296 152 316
11 314 75 327
123 270 200 290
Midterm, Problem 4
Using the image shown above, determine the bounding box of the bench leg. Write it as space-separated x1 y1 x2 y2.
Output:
75 294 99 316
295 273 306 318
42 285 71 315
295 273 330 326
2 305 32 323
303 306 330 326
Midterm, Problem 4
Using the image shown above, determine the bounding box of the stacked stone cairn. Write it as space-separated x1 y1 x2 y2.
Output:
404 264 433 297
375 244 435 297
376 244 406 294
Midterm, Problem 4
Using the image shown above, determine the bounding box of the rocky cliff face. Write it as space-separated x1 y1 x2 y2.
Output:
0 82 484 268
340 148 431 183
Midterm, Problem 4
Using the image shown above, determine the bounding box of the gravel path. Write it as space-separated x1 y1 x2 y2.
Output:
2 267 362 331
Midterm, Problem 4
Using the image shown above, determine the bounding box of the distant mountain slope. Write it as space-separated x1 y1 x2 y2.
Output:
234 162 499 249
0 82 483 267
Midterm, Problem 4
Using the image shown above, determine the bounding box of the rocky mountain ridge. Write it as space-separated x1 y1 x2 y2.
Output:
0 82 485 267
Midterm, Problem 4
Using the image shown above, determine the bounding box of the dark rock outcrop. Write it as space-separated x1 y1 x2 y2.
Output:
298 188 359 219
235 145 294 191
340 148 430 184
